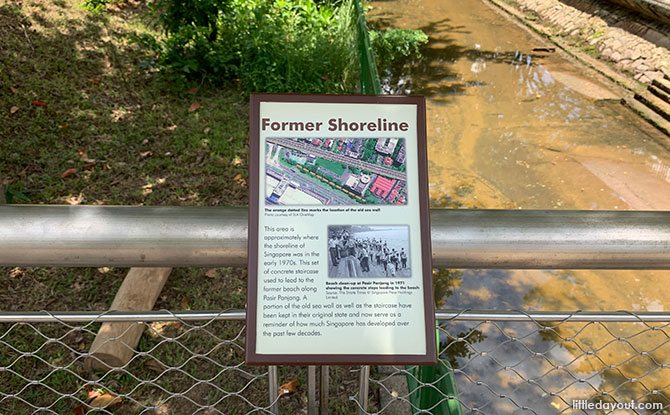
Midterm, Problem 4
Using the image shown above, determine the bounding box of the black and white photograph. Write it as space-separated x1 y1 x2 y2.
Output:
327 225 411 278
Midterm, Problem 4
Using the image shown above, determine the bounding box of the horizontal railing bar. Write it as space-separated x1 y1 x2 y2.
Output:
435 310 670 322
0 310 247 323
0 206 669 269
2 310 670 323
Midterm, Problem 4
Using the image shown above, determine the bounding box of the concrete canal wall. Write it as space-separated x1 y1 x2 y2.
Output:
607 0 670 25
498 0 670 84
488 0 670 135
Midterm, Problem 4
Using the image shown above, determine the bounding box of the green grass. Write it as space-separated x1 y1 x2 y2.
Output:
591 29 605 38
0 0 371 413
0 1 249 207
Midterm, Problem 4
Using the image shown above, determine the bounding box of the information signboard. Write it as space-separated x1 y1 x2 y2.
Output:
247 94 436 365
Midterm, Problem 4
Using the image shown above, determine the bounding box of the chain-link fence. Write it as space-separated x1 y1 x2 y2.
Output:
3 310 670 414
365 312 670 415
0 311 270 414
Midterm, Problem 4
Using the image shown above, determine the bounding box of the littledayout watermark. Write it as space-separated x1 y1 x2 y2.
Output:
573 399 663 411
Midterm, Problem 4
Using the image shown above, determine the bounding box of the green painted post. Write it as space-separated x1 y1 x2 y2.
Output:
353 0 382 95
407 359 462 415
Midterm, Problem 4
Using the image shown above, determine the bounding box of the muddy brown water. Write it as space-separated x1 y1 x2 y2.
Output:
369 0 670 411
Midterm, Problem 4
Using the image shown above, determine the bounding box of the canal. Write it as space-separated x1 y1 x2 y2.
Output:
368 0 670 412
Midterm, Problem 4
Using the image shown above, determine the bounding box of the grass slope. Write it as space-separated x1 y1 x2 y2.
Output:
0 1 369 413
0 0 249 206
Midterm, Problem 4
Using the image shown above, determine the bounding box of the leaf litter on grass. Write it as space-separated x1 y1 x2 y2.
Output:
0 0 377 412
188 101 201 112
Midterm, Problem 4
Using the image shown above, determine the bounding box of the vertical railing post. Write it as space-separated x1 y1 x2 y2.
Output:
268 365 279 414
320 365 329 415
308 365 317 414
357 365 370 415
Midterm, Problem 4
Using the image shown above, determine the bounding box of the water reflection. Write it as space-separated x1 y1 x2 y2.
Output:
434 269 670 413
371 0 670 412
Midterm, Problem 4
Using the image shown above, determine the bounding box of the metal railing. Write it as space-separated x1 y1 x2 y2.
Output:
1 206 670 414
2 206 669 268
5 309 670 324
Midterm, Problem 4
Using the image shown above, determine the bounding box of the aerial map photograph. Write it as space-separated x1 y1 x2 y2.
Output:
265 137 408 205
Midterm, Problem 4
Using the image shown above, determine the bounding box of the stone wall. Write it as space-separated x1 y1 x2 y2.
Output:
607 0 670 25
511 0 670 83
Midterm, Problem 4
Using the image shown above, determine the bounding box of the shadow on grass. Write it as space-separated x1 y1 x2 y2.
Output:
0 2 283 413
0 1 249 208
0 1 384 413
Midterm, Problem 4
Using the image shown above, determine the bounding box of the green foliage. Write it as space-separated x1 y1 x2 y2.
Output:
592 28 605 38
151 0 231 37
81 0 427 93
3 184 30 204
369 28 428 69
82 0 109 12
155 0 358 93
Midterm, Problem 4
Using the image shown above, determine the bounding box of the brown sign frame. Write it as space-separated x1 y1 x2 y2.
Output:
246 93 436 365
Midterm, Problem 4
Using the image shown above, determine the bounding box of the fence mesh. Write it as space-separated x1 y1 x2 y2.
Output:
3 312 670 414
0 313 271 414
364 317 670 415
